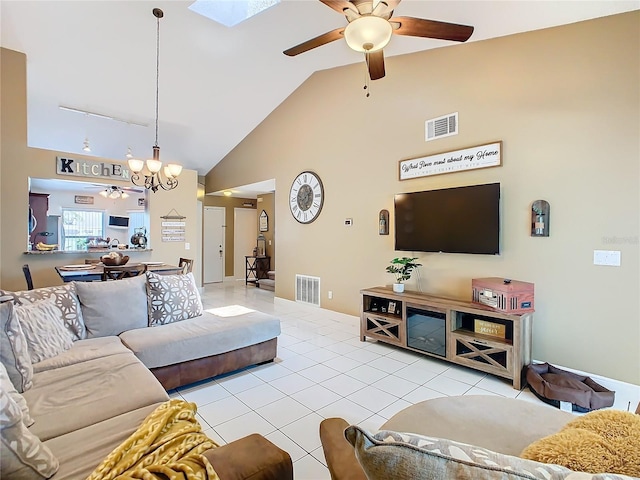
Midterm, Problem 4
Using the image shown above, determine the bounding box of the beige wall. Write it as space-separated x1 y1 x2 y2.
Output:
203 195 256 277
205 13 640 384
1 48 200 291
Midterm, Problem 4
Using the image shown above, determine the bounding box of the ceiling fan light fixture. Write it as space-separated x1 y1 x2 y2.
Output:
344 16 392 53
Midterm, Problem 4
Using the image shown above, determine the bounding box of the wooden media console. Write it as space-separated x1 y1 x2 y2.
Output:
360 286 533 389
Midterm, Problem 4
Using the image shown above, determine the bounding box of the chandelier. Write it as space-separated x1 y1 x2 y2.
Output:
128 8 182 192
100 186 129 199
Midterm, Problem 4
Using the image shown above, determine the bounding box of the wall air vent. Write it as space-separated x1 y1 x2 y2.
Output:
295 274 320 307
425 112 458 141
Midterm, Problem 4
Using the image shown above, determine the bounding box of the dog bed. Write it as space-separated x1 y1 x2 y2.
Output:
525 363 615 412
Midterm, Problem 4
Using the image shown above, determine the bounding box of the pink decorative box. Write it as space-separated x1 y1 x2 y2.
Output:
472 277 534 314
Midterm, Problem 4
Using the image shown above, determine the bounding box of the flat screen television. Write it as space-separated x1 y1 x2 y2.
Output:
394 182 500 254
108 215 129 228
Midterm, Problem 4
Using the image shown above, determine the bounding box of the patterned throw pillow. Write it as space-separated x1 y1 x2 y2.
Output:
13 299 74 364
146 272 203 326
0 284 86 340
0 386 59 479
345 426 636 480
0 362 34 427
0 302 33 393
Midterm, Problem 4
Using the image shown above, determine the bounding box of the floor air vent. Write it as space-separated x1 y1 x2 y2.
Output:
425 112 458 141
295 275 320 307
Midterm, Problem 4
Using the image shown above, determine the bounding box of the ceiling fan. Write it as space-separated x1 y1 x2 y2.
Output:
283 0 474 81
85 184 143 199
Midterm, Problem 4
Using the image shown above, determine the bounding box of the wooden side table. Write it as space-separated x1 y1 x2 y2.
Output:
245 256 270 285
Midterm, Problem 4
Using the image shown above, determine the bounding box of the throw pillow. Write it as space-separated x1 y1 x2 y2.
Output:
0 301 33 393
521 409 640 477
146 272 203 326
0 362 34 427
0 387 59 480
345 426 636 480
13 298 74 364
75 274 149 338
0 284 86 340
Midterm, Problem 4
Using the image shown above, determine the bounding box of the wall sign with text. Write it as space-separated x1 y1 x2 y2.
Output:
56 156 130 180
399 141 502 180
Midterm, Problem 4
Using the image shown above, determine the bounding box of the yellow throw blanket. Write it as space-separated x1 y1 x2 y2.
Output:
87 399 220 480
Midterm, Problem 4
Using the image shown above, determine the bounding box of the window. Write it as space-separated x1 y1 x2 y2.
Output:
61 209 105 250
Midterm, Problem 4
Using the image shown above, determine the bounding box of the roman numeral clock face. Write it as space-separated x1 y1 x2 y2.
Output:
289 171 324 224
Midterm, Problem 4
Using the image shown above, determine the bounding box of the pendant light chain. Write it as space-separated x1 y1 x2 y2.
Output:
128 7 182 193
154 10 160 148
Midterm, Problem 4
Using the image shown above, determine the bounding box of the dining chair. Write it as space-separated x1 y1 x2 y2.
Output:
102 264 148 281
178 258 194 274
22 264 34 290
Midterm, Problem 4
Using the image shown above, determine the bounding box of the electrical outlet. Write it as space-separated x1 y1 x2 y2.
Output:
328 291 333 299
593 250 620 266
344 218 353 226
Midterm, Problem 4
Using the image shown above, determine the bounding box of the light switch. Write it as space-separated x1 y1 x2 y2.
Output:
185 243 190 250
593 250 620 266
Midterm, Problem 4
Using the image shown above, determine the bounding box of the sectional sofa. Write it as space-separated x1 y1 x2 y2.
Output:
0 273 293 480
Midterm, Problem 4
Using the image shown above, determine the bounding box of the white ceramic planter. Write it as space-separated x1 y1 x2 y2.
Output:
393 283 405 293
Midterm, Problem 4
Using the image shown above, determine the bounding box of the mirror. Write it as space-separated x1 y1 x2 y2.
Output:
28 177 150 251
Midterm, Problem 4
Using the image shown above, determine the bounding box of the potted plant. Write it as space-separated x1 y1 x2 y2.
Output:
386 257 421 293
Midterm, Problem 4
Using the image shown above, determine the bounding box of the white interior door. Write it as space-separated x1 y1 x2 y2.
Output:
195 200 203 286
234 208 257 281
203 206 224 283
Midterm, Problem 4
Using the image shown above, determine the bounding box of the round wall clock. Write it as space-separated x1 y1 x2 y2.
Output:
289 171 324 224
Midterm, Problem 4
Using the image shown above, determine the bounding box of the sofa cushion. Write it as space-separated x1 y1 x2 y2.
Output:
75 275 148 338
23 352 169 441
0 284 85 340
120 310 280 369
1 385 59 480
33 337 130 374
146 272 203 326
0 301 33 393
13 299 74 364
345 426 636 480
44 403 165 480
0 362 34 426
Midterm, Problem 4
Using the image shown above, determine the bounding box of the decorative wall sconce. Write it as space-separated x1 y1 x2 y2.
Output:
531 200 550 237
379 209 389 235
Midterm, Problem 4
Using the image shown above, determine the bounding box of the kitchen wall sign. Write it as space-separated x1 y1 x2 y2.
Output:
56 156 130 180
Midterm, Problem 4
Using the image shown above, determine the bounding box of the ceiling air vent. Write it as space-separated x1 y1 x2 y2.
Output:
425 112 458 141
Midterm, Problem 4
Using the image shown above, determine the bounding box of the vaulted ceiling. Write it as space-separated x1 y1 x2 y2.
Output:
2 1 637 175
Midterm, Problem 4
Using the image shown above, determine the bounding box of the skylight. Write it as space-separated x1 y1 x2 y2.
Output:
189 0 280 28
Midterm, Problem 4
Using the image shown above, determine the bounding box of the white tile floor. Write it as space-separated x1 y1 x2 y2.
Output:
169 282 640 480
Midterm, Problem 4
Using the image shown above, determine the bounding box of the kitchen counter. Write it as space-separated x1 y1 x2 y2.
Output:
24 248 153 255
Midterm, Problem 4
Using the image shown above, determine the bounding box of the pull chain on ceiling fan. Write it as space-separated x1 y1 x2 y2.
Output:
283 0 474 81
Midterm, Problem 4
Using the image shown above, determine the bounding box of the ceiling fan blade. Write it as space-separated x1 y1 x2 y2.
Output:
390 16 474 42
283 27 345 56
319 0 359 15
366 49 386 80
